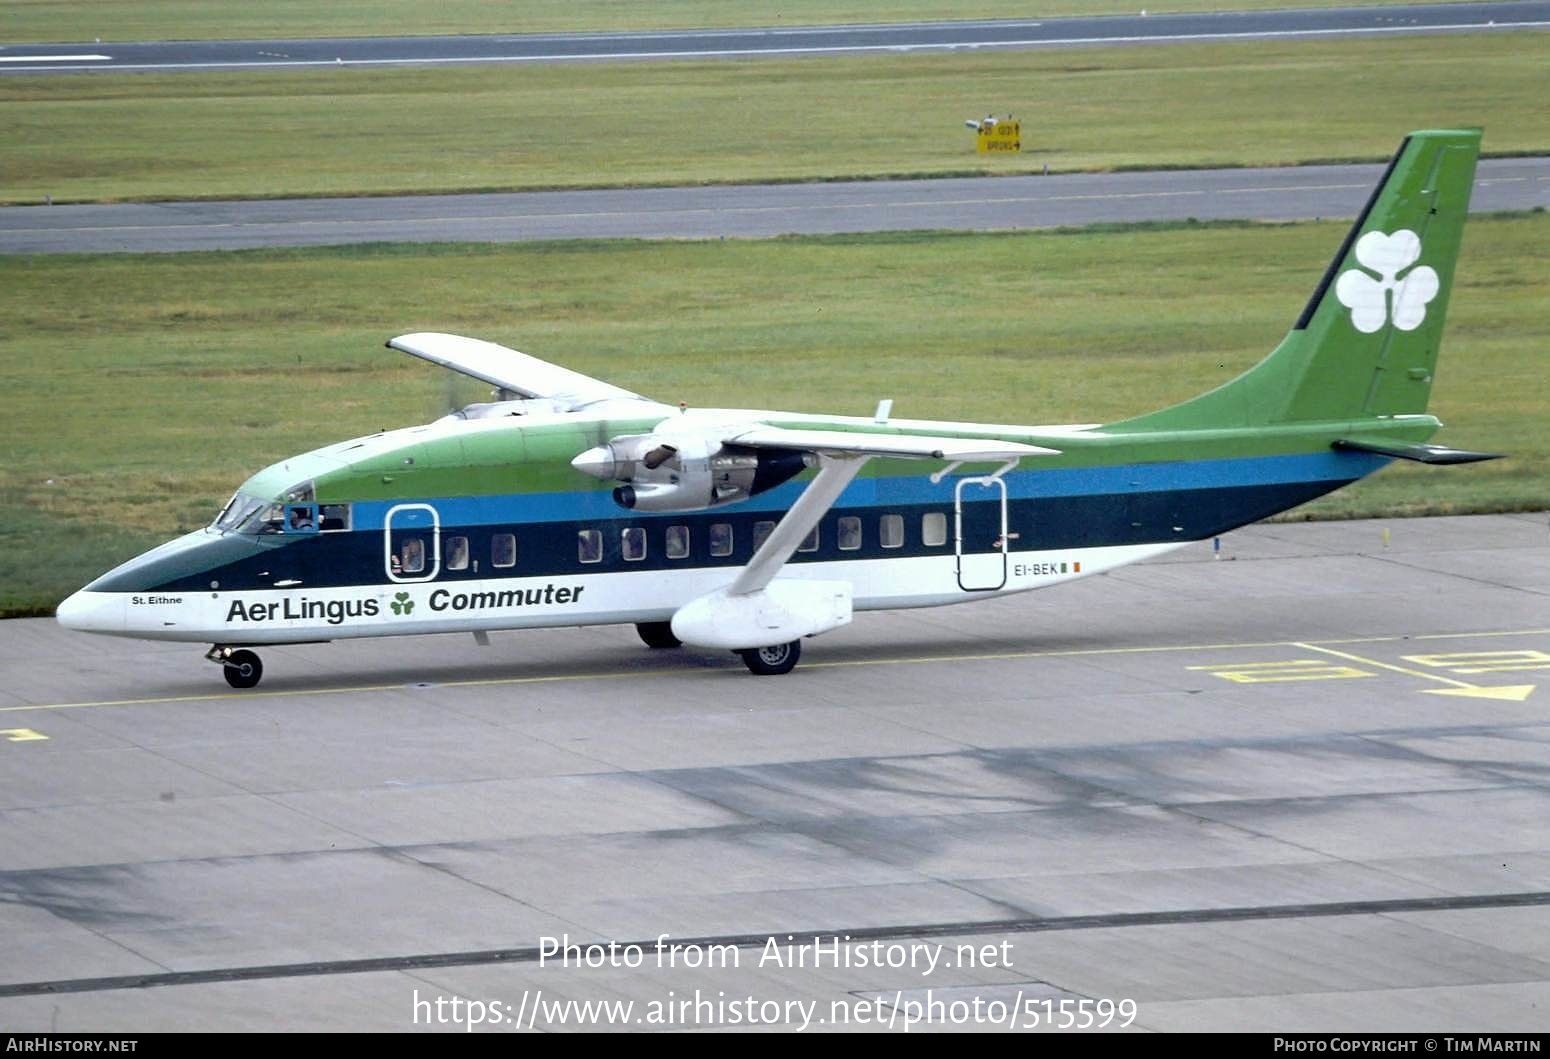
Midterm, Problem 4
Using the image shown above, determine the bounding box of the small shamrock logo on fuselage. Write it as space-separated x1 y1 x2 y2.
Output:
1333 229 1439 334
390 591 414 616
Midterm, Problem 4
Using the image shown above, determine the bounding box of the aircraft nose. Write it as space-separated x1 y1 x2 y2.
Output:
570 444 617 480
55 590 125 635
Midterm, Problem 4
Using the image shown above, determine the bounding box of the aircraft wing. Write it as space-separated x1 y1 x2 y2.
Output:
724 425 1059 461
721 427 1056 598
388 332 648 410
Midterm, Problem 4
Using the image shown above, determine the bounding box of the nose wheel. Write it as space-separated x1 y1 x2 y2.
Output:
207 646 264 689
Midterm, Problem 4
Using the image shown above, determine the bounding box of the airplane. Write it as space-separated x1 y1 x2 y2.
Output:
55 129 1497 688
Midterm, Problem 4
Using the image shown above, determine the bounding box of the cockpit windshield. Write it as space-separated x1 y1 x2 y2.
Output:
213 492 269 533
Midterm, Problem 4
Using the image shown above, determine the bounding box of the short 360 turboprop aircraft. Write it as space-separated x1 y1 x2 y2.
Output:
57 130 1496 687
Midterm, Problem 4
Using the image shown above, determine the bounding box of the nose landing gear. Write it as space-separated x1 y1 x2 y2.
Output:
207 645 263 689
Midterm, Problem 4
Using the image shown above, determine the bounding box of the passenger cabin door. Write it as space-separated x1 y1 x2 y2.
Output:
385 503 440 583
955 477 1008 591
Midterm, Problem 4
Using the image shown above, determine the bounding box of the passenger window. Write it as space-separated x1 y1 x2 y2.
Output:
665 525 690 559
837 516 862 551
798 524 819 553
492 533 516 569
578 529 602 564
753 521 776 551
446 535 470 571
622 527 646 561
400 537 425 574
319 503 350 532
710 523 733 557
880 514 904 549
922 512 948 547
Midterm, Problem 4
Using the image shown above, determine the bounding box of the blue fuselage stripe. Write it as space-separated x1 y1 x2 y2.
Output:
87 451 1388 595
346 451 1385 530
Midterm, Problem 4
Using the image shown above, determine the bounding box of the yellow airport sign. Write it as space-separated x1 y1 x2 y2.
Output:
973 117 1021 154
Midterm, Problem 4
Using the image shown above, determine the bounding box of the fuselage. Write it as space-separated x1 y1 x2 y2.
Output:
55 403 1401 646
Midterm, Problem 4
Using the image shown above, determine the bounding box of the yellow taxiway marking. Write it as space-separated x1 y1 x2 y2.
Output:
1185 659 1375 684
1 728 48 742
1403 650 1550 676
0 667 666 714
3 628 1545 715
1297 643 1537 702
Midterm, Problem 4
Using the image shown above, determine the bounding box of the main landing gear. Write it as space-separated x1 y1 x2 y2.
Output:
207 645 263 689
639 623 801 674
738 639 801 676
635 621 682 649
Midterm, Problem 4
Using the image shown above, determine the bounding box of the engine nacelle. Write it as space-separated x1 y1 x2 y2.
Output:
571 431 813 512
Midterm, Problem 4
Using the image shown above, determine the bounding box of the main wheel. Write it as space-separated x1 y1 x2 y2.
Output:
636 621 682 649
739 639 801 676
223 649 263 689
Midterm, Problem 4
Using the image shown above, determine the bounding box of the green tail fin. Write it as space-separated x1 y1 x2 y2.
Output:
1113 129 1480 431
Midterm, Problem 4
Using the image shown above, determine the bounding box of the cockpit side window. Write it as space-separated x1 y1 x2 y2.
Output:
318 504 350 532
285 504 318 534
255 503 285 534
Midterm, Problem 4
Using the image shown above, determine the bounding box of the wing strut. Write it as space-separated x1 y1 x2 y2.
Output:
730 455 868 597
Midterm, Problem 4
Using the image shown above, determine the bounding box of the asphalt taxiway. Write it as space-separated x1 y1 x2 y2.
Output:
0 512 1547 1030
3 157 1546 254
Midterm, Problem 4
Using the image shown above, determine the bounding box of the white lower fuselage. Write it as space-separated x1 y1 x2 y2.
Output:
59 543 1181 645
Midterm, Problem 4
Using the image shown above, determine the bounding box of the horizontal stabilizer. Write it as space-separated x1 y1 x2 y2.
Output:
1334 438 1502 464
727 425 1058 461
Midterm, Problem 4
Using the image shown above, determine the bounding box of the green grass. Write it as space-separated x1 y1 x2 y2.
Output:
4 32 1546 204
3 212 1547 614
7 0 1460 43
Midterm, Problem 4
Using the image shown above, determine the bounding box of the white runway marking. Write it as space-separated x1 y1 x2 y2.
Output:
0 54 110 63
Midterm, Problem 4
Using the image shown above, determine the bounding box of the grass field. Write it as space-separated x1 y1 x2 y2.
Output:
3 212 1546 615
8 0 1459 43
4 32 1546 204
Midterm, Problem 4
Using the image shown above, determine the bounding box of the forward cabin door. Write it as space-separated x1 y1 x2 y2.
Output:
954 477 1008 591
385 503 441 583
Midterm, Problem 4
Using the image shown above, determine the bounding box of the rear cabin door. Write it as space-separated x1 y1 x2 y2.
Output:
954 477 1008 591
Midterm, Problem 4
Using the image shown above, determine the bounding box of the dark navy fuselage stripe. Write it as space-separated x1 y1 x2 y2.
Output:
92 473 1366 593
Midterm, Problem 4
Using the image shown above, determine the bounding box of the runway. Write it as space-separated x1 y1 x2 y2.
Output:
4 156 1546 254
1 512 1547 1030
2 2 1545 74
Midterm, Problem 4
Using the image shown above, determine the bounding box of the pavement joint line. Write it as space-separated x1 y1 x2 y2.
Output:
5 889 1550 999
6 628 1547 714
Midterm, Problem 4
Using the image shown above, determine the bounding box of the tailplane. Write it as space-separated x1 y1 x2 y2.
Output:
1113 129 1481 431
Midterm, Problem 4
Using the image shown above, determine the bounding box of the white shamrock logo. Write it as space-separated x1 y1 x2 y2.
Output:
1334 229 1439 334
